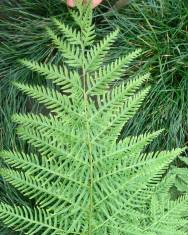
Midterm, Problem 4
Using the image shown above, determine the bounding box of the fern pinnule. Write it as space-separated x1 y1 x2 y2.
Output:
87 49 142 95
53 18 82 45
85 29 120 72
47 27 82 68
19 59 73 92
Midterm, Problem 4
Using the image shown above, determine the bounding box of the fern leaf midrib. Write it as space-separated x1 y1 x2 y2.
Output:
81 41 94 234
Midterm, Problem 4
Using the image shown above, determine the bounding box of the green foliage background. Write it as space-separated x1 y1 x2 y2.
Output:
99 0 188 150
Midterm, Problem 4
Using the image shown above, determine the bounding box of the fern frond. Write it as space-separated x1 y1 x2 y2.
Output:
94 148 184 185
12 110 82 132
71 3 94 46
53 18 82 45
13 82 71 114
0 2 187 235
94 87 150 142
149 195 188 235
1 168 69 204
16 126 86 167
173 156 188 193
92 148 185 233
152 173 176 198
20 59 72 92
1 168 87 211
16 124 64 156
87 49 142 95
0 150 87 187
90 73 150 124
0 203 64 234
47 28 81 68
85 29 119 72
94 129 164 166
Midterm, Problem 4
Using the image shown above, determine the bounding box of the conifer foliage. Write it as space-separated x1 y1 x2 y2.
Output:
0 2 187 235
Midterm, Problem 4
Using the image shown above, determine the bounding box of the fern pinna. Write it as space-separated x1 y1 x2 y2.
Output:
0 2 187 235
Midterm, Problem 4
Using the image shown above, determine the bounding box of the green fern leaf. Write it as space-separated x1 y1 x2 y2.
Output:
53 18 82 45
47 27 81 68
20 59 74 92
85 29 120 72
0 203 64 234
0 2 187 235
87 49 142 95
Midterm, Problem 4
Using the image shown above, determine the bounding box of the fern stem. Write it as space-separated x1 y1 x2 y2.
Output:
84 76 94 235
81 41 94 234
